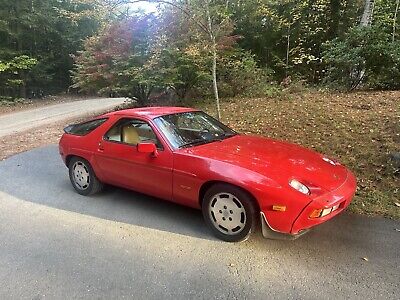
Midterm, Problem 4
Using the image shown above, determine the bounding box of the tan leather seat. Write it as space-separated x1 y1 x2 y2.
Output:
122 126 140 145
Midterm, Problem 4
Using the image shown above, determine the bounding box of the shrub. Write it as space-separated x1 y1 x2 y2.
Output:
323 26 400 90
218 49 276 97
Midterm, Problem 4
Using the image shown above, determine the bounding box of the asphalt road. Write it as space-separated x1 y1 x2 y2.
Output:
0 98 127 138
0 146 399 299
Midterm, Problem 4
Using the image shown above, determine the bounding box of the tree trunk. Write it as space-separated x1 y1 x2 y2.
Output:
354 0 375 90
15 1 26 99
211 42 221 120
285 24 290 78
360 0 375 27
205 0 221 120
393 0 400 42
127 0 223 117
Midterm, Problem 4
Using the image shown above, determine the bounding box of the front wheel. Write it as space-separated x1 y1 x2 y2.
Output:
202 184 257 242
68 157 104 196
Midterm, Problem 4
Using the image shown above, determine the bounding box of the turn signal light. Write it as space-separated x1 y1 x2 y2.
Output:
310 206 339 219
309 209 323 218
272 205 287 212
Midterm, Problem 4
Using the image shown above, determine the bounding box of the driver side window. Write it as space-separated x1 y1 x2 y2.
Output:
104 118 163 149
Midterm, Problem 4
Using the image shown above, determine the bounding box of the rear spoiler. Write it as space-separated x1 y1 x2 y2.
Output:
63 124 75 134
62 118 108 136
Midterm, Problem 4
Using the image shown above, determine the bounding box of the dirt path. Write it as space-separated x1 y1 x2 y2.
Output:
0 97 127 138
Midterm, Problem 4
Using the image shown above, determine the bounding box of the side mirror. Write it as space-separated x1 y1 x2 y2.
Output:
137 142 158 157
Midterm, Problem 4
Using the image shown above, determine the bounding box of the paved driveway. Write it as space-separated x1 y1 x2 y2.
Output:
0 146 399 299
0 98 127 138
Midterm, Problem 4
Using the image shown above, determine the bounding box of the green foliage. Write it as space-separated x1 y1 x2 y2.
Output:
72 8 272 105
0 55 38 97
323 26 400 90
4 55 38 71
1 0 400 103
154 48 211 99
0 95 24 105
231 0 364 82
113 53 162 105
0 0 99 100
218 49 272 97
0 63 7 72
244 82 283 99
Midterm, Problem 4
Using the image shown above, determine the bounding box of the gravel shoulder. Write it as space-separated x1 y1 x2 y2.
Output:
0 95 106 116
0 112 102 161
0 97 126 138
0 97 127 161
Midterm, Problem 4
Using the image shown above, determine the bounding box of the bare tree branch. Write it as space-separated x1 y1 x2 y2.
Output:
96 0 210 34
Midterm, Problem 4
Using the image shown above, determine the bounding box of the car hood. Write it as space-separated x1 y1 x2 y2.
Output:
180 135 348 192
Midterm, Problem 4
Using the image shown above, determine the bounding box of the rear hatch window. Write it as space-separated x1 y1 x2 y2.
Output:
64 118 108 136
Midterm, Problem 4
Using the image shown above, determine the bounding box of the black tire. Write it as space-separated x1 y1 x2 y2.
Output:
202 183 257 242
68 156 104 196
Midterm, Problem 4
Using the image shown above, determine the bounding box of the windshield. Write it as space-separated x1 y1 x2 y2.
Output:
153 111 237 149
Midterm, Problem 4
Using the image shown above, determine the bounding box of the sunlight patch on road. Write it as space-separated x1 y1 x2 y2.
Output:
0 190 205 245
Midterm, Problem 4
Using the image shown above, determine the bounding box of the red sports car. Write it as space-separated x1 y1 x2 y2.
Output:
59 107 357 242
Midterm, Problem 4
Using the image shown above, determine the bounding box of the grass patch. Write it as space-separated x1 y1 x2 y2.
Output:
198 91 400 219
0 97 25 106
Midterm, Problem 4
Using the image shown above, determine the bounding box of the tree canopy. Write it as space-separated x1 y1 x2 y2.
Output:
1 0 399 104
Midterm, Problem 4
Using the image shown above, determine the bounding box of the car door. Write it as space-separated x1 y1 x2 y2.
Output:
94 117 173 200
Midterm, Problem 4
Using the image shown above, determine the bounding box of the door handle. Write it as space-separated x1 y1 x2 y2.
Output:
98 141 105 151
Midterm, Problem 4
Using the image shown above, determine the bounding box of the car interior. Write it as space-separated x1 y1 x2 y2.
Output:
104 119 162 149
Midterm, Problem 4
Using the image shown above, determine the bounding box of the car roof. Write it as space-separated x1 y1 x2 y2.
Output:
102 106 199 119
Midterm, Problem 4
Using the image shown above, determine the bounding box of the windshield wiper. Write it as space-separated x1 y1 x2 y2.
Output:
220 132 237 139
178 132 237 149
179 136 227 149
178 139 210 149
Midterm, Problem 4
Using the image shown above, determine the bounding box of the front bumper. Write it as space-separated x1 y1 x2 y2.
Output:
260 212 310 240
260 170 357 239
290 171 356 234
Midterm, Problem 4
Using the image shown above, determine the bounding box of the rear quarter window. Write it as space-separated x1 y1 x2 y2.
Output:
64 118 108 136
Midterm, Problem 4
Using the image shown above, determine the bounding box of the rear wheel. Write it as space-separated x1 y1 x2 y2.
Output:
202 184 257 242
68 157 103 196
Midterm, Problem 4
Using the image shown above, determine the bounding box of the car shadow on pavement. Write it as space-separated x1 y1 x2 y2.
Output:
0 145 215 241
1 145 399 258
